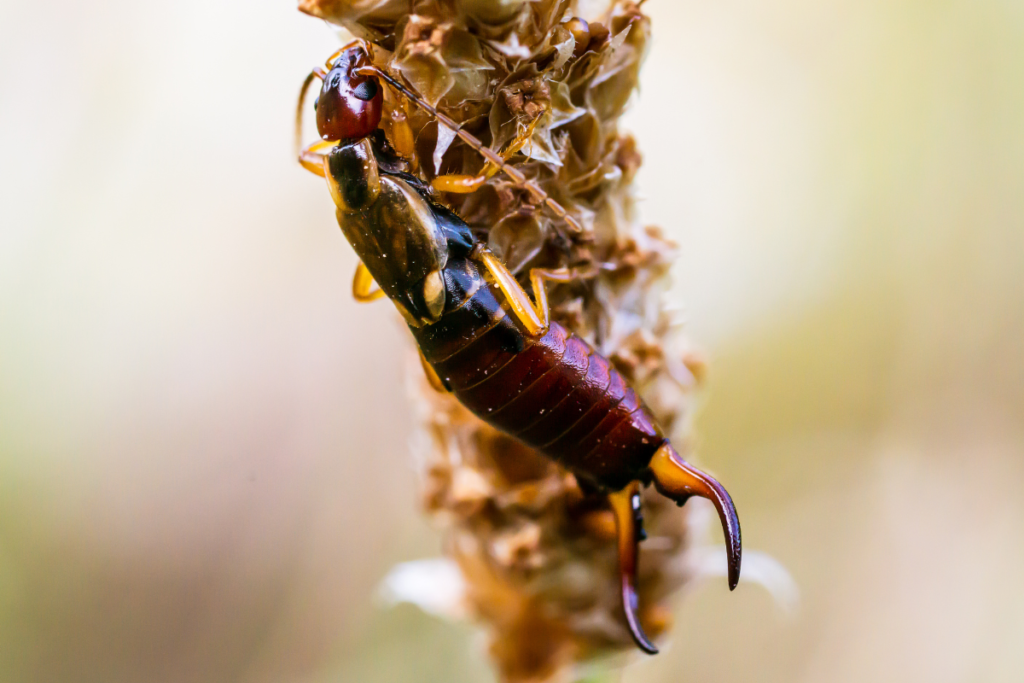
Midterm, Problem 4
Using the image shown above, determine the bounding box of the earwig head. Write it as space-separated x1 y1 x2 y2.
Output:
315 47 383 142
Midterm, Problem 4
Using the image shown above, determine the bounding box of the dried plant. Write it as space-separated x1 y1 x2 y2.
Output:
298 1 721 681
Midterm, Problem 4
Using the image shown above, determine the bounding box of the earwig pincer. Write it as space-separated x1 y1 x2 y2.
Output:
296 42 742 655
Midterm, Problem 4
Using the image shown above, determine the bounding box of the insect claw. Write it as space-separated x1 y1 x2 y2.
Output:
649 443 742 590
609 483 659 654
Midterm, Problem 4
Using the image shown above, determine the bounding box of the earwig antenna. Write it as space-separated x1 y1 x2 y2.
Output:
358 65 585 234
295 67 327 158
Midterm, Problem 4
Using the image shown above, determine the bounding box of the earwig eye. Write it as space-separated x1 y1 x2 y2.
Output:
315 47 383 142
352 79 378 101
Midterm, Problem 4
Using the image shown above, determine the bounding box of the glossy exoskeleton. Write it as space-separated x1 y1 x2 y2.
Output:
295 42 742 655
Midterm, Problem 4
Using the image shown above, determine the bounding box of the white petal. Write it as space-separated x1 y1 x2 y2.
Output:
551 33 576 71
433 125 459 175
688 546 801 616
377 558 468 620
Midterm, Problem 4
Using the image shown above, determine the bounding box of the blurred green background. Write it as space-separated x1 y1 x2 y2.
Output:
1 0 1022 681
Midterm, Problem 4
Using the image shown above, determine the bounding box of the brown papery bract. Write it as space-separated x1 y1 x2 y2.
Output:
299 1 708 681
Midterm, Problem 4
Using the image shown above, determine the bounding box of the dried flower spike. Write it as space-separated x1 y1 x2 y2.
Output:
295 2 742 681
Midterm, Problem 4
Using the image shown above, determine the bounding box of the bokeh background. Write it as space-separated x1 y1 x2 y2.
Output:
2 0 1022 681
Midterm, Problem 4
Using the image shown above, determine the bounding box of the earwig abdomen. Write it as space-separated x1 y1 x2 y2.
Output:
413 259 664 491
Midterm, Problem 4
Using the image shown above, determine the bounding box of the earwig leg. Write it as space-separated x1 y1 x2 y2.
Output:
649 443 743 590
526 266 597 330
327 39 375 68
419 349 449 393
478 253 599 337
526 268 569 330
477 250 545 337
352 260 385 302
432 119 540 194
430 174 489 194
298 140 334 178
524 264 600 329
609 482 658 654
385 106 416 161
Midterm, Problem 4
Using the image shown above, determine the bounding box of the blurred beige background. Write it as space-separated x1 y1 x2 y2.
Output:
1 1 1022 682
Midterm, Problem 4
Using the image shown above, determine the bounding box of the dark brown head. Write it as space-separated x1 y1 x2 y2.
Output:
315 47 383 142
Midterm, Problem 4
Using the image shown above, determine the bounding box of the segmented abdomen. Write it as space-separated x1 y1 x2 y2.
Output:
412 259 666 490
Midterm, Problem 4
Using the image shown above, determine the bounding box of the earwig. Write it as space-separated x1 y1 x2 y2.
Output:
296 42 741 655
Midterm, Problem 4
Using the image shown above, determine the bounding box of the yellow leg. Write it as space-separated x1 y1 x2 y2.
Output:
385 106 416 160
298 139 334 178
352 261 385 302
526 267 577 332
478 251 596 338
431 119 540 194
326 38 375 67
478 250 545 336
418 349 449 393
609 482 658 654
